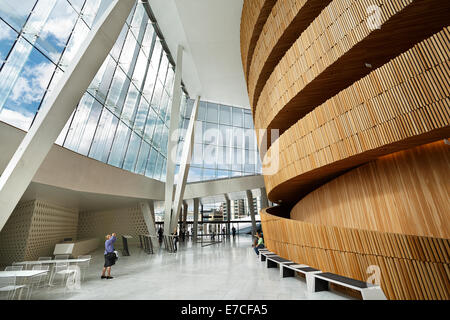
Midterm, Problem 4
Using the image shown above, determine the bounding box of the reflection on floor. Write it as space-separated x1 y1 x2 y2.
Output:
30 235 352 300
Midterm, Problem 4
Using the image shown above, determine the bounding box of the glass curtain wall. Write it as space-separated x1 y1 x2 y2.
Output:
176 99 262 183
0 0 182 182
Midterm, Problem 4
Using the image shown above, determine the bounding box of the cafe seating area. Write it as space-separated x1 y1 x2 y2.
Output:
0 255 91 300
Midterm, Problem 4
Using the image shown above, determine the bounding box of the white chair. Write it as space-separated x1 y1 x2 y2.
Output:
49 262 76 287
0 276 27 300
4 266 23 271
77 255 91 281
26 265 49 299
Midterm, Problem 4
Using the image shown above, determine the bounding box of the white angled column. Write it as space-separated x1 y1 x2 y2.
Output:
260 187 269 209
192 198 199 242
0 0 135 232
225 193 231 236
170 96 200 233
163 44 183 236
140 201 159 248
247 190 257 237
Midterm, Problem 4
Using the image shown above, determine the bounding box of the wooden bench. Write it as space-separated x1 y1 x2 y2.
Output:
280 264 322 292
257 250 387 300
259 250 277 262
311 272 387 300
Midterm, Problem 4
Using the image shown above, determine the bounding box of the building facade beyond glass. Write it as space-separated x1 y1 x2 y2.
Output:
0 0 185 182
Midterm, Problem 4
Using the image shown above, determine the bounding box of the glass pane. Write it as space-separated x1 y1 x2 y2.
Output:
206 102 218 123
0 0 36 32
197 101 207 121
130 4 145 39
89 109 118 162
217 170 230 179
187 167 202 183
105 66 129 116
131 49 148 90
203 144 217 169
68 0 85 13
244 110 253 128
110 24 128 62
151 80 163 112
204 122 219 145
217 145 231 170
219 125 232 146
141 23 155 58
232 148 243 171
0 43 55 130
185 99 194 118
118 30 139 75
143 106 157 142
219 105 231 125
0 19 18 67
123 132 141 171
244 149 256 173
134 96 150 135
29 0 78 65
203 169 216 181
192 143 203 167
152 116 164 149
82 0 102 28
232 107 243 127
135 141 150 174
56 110 75 146
108 121 131 167
153 153 163 180
244 128 256 150
64 93 93 152
145 147 158 178
142 64 157 102
231 127 244 149
59 17 90 71
150 39 162 70
120 83 139 126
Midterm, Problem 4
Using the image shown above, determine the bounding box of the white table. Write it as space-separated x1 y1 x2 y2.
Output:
0 270 49 300
14 258 91 266
0 270 48 278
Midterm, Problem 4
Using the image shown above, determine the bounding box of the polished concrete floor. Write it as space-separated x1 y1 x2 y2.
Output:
30 235 352 300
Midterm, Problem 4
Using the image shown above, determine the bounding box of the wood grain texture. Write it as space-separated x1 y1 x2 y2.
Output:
253 0 450 137
263 28 450 204
240 0 277 80
291 141 450 239
261 209 450 300
247 0 332 109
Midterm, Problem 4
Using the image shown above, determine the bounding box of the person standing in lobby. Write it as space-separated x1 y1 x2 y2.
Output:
101 233 117 279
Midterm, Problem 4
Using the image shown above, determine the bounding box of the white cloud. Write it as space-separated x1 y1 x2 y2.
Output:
0 20 15 42
10 61 55 104
0 107 34 131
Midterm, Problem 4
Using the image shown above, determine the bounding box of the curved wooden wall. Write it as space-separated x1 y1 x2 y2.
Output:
253 0 450 134
247 0 332 109
261 210 450 300
241 0 450 300
240 0 277 80
264 28 450 203
291 141 450 239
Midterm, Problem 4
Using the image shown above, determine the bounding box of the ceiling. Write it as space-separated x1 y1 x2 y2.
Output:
149 0 250 108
